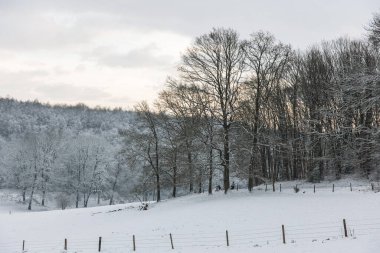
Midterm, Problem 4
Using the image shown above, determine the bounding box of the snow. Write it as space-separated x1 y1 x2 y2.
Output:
1 182 380 253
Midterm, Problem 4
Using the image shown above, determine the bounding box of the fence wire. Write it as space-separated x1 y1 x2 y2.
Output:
1 217 378 253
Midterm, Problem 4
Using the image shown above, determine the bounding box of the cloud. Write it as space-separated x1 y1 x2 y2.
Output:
83 44 174 69
0 0 378 109
0 69 132 107
35 83 111 101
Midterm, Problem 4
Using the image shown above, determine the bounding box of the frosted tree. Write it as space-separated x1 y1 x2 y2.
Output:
367 11 380 49
124 102 163 202
63 134 109 208
38 127 63 206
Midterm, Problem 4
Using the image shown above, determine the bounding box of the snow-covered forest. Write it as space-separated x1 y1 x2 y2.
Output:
1 12 380 210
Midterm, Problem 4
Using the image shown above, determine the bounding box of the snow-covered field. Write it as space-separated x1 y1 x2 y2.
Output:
1 181 380 253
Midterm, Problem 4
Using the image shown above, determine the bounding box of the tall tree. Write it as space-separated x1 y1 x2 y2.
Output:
179 28 245 193
242 31 292 191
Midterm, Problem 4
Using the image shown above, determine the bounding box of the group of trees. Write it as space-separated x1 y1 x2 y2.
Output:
126 13 380 200
0 100 132 209
0 13 379 208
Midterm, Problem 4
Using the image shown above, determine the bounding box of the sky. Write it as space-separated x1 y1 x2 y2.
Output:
0 0 378 109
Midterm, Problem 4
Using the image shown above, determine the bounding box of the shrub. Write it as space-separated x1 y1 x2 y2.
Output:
308 167 321 183
55 193 70 210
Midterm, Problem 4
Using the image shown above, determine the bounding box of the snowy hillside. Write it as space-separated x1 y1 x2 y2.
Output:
1 182 379 253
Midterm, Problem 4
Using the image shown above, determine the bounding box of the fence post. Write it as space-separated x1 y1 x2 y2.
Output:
226 230 229 246
64 238 67 250
333 184 335 192
314 184 316 193
265 184 268 192
98 237 102 252
282 225 286 244
343 219 348 237
350 183 352 192
170 233 174 249
22 240 25 252
371 183 374 191
280 184 282 192
133 235 136 251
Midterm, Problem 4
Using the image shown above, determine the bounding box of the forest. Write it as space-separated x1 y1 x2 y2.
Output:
0 12 379 208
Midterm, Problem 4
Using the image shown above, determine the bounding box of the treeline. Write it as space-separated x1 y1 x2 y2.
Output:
125 13 380 201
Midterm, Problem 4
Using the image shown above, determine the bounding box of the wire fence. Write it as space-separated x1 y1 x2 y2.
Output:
239 181 380 193
1 217 379 252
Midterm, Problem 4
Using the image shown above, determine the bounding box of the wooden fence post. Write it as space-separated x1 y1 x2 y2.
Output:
280 184 282 192
22 240 25 252
133 235 136 251
98 237 102 252
226 230 229 246
333 184 335 192
265 184 268 192
64 238 67 250
282 225 286 244
170 233 174 249
343 219 348 237
314 184 316 193
350 183 352 191
371 183 374 191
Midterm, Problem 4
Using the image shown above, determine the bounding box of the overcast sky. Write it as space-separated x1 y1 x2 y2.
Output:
0 0 378 109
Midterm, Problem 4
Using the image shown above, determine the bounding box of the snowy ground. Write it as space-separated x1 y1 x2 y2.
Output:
1 180 380 253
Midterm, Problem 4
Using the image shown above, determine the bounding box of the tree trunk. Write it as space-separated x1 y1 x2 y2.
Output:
41 171 48 206
187 151 193 192
75 190 79 208
84 192 91 207
109 164 121 205
28 173 38 210
156 173 161 202
22 187 26 203
208 146 213 194
172 166 177 198
248 152 254 192
41 190 46 206
223 126 230 194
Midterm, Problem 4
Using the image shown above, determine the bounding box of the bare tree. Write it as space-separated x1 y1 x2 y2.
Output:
179 28 245 193
242 31 292 191
126 102 162 202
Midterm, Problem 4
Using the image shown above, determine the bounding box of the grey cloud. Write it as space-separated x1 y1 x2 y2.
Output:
35 84 110 101
0 69 121 106
0 9 96 51
84 44 175 69
34 84 133 108
0 0 378 51
0 69 50 86
0 70 45 98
